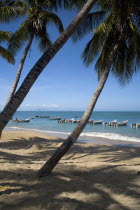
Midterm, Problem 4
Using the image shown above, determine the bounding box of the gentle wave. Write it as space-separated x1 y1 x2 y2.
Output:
6 126 140 143
81 132 140 142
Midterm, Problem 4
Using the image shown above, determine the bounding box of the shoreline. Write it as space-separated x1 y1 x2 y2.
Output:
0 130 140 209
6 126 140 147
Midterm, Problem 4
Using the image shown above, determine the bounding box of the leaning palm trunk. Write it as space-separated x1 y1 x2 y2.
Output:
37 43 119 177
0 0 96 137
4 34 34 107
37 67 110 177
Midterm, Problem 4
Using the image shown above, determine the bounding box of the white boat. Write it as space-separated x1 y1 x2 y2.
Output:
58 119 66 123
12 119 30 123
93 120 103 125
104 120 117 126
88 119 94 124
66 118 81 123
116 120 128 126
66 118 75 123
131 123 140 128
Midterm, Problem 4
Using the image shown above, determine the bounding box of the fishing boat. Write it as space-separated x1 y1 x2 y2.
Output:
135 123 140 127
12 118 30 123
65 118 80 123
50 117 62 120
116 120 128 126
72 119 81 123
88 119 94 124
65 118 74 123
92 120 103 125
58 119 66 123
24 117 34 120
131 123 140 128
104 120 117 126
36 115 50 118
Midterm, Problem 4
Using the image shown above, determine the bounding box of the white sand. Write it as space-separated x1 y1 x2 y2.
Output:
0 130 140 209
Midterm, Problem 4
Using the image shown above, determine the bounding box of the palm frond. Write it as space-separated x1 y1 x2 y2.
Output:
95 32 117 79
111 17 140 85
8 21 29 56
70 0 140 87
0 1 27 22
36 34 52 53
81 15 113 66
0 31 11 43
39 11 64 33
35 23 52 53
40 0 88 10
0 46 15 64
72 11 106 42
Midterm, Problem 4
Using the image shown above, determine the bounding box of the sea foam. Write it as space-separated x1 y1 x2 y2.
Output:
81 132 140 142
6 126 140 143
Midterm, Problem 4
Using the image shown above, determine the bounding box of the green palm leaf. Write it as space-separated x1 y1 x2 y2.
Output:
72 11 106 42
0 0 27 22
0 31 11 42
78 0 140 85
38 11 64 33
8 21 29 56
0 46 15 64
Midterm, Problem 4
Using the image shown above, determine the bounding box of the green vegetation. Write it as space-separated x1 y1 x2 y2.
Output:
5 0 64 106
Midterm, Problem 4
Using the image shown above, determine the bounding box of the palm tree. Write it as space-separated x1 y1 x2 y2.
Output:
0 31 15 63
37 0 140 177
0 0 97 137
0 0 27 22
0 0 27 64
4 0 64 106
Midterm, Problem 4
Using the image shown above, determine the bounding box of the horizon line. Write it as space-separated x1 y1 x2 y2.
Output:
1 110 140 112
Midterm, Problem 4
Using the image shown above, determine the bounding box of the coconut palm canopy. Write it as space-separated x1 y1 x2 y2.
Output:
0 31 15 63
0 0 26 64
8 0 64 55
4 0 64 107
73 0 140 85
0 0 27 22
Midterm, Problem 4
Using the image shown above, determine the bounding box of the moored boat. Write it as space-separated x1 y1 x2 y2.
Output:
104 120 117 126
65 118 74 123
131 123 140 128
88 119 94 124
50 117 62 120
36 115 50 118
116 120 128 126
12 118 30 123
72 119 81 123
58 119 66 123
92 120 103 125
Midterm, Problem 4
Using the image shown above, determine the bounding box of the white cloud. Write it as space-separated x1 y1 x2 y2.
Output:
19 104 61 111
0 103 61 111
41 104 60 108
23 104 37 107
21 103 60 108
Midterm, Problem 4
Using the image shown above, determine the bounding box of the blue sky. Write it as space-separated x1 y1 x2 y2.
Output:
0 9 140 111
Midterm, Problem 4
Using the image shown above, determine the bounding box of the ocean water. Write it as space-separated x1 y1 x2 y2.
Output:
6 111 140 145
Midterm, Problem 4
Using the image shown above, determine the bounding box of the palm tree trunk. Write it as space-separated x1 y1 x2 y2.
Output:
4 34 34 107
37 66 111 178
0 0 97 137
37 42 120 178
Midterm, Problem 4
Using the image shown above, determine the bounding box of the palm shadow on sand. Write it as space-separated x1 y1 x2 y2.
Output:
0 135 140 209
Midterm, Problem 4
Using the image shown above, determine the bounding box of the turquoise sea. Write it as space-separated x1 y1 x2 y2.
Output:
6 111 140 146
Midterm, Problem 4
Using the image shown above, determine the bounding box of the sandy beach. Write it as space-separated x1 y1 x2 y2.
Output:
0 130 140 209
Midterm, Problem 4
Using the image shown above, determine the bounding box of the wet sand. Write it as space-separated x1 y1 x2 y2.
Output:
0 130 140 209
